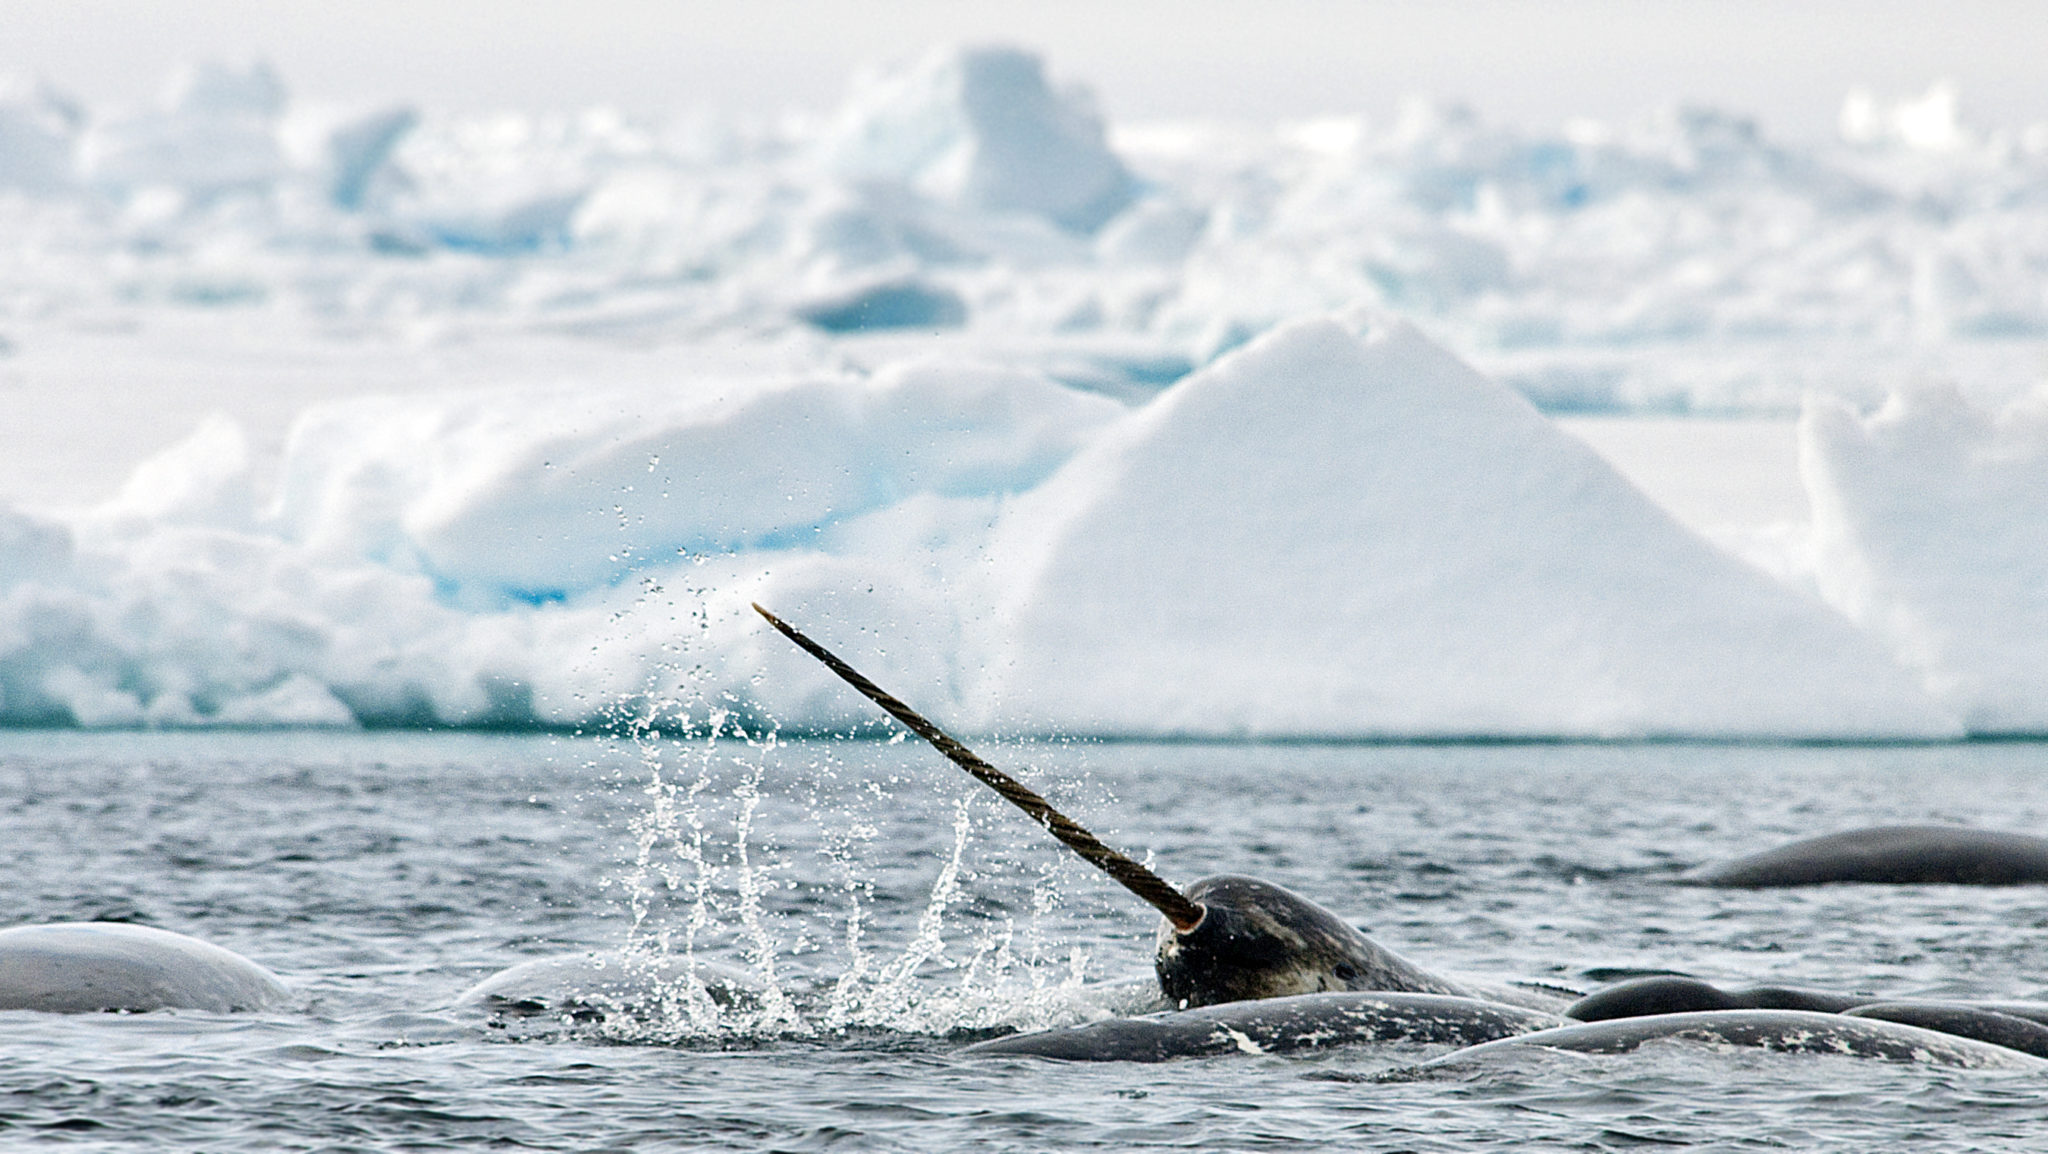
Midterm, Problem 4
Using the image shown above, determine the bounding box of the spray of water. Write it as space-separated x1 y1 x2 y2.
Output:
578 610 1112 1043
525 565 1135 1046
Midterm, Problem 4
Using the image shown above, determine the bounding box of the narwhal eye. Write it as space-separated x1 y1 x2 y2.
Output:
1333 963 1358 982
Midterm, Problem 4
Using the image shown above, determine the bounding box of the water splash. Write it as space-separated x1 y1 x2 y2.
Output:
584 697 1118 1045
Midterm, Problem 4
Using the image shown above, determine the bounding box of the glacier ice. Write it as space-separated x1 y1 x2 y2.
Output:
2 50 2046 406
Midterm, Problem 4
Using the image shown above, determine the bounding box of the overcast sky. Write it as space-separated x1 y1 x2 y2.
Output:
6 0 2044 138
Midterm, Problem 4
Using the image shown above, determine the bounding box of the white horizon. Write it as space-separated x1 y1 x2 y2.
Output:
5 0 2043 139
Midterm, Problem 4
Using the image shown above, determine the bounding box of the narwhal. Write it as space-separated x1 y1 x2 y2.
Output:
751 603 1484 1011
451 602 1555 1051
752 604 2048 1069
751 603 1591 1058
0 922 286 1013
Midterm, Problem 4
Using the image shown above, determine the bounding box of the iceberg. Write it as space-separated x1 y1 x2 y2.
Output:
980 318 1956 739
79 60 287 199
824 46 1134 233
0 320 1967 737
1 47 2043 737
279 104 417 210
267 360 1119 599
1804 384 2048 733
0 78 80 194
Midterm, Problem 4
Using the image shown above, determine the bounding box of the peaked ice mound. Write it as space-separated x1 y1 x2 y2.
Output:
79 60 288 198
1803 384 2048 733
824 46 1134 233
981 318 1956 739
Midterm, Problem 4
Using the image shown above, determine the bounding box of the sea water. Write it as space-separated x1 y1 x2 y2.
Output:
3 730 2047 1151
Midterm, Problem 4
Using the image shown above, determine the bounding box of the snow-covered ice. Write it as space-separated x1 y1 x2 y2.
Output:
0 46 2043 736
7 51 2048 410
983 318 1951 739
262 359 1118 599
1804 384 2048 734
823 46 1133 234
0 317 1971 738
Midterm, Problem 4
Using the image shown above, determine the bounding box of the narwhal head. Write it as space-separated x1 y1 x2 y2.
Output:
1154 874 1424 1008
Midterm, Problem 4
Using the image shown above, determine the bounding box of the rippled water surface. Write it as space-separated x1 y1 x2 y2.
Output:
5 731 2048 1150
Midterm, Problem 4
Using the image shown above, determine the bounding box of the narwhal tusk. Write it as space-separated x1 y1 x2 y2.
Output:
751 602 1207 933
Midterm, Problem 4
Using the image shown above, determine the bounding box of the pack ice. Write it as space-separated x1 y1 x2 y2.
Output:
0 46 2038 736
0 317 1961 738
8 48 2048 409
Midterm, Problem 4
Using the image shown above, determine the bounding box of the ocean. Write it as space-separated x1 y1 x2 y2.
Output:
5 730 2046 1150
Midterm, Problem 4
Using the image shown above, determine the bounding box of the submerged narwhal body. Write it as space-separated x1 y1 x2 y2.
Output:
752 603 1466 1011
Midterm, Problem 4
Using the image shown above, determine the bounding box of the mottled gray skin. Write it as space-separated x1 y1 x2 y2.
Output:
963 992 1565 1062
1686 825 2048 887
1568 976 1866 1021
1428 1010 2048 1070
1568 977 2048 1060
0 923 286 1013
1959 1000 2048 1027
1844 1002 2048 1059
462 951 759 1021
1154 875 1467 1009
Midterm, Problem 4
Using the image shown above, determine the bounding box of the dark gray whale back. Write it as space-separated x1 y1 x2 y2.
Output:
963 992 1564 1062
1567 977 2048 1060
1843 1002 2048 1058
1568 976 1867 1020
1427 1010 2048 1070
1685 825 2048 887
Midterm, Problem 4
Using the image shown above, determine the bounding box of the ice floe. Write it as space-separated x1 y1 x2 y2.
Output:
0 317 1984 738
0 46 2043 736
